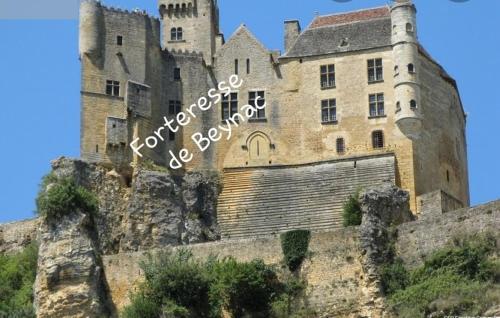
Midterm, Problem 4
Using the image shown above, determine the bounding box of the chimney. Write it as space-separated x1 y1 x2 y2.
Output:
284 20 301 53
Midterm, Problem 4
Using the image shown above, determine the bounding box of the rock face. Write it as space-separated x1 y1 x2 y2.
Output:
33 157 221 317
357 182 414 318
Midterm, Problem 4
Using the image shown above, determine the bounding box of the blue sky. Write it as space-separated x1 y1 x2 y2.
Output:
0 0 498 223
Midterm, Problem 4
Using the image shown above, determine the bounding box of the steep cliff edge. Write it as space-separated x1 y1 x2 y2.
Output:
32 157 221 317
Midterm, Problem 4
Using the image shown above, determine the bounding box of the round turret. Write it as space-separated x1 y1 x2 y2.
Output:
79 0 104 59
391 0 422 139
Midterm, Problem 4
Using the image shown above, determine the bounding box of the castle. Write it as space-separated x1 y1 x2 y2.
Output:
79 0 469 237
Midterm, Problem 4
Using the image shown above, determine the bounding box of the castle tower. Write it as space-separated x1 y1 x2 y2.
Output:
79 0 104 60
391 0 422 139
158 0 220 65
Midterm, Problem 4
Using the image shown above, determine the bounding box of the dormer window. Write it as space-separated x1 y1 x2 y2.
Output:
170 27 183 41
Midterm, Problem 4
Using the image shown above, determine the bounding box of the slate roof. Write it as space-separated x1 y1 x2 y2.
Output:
282 7 392 58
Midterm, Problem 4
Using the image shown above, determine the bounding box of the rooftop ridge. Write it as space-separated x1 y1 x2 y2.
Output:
309 6 390 29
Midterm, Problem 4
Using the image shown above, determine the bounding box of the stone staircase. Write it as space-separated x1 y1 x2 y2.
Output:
217 154 396 239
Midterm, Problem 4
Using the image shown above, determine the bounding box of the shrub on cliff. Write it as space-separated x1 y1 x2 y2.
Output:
387 233 500 317
122 249 304 318
342 192 362 227
0 243 38 318
36 176 98 219
280 230 311 272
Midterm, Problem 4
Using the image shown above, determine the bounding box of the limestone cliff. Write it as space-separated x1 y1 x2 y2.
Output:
33 157 221 317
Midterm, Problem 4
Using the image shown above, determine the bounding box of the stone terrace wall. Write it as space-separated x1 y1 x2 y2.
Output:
0 218 38 254
102 229 375 317
396 199 500 268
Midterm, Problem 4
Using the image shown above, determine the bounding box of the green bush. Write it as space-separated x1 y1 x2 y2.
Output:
0 243 38 318
342 192 362 227
280 230 311 272
380 258 410 295
387 234 500 317
36 176 98 219
123 250 305 318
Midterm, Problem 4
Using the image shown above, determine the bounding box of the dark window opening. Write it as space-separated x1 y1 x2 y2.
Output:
394 65 399 75
446 170 450 183
169 100 182 115
106 80 120 96
321 99 337 123
396 101 401 112
336 138 345 154
368 58 383 82
234 59 239 75
320 64 335 89
248 91 265 119
410 99 417 110
169 129 175 141
408 63 415 73
369 93 385 117
117 36 123 46
222 92 238 121
173 68 181 81
372 130 384 149
95 145 99 153
406 23 414 33
246 58 250 74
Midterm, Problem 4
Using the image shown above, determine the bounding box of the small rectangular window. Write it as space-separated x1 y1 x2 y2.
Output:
320 64 335 89
234 59 239 75
246 59 250 74
372 130 384 149
117 36 123 46
106 80 120 97
368 58 383 83
248 91 265 119
169 129 175 141
169 100 182 115
173 68 181 81
222 92 238 121
369 93 385 117
321 98 337 123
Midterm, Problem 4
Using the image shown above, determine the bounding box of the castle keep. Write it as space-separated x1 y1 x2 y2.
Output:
79 0 469 237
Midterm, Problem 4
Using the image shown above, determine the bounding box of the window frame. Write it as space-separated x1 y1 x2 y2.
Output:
320 64 336 89
105 80 120 97
368 58 384 83
116 35 123 46
221 92 239 121
372 130 384 149
321 98 337 124
173 67 181 81
369 93 385 118
169 100 182 115
248 91 266 120
336 137 345 154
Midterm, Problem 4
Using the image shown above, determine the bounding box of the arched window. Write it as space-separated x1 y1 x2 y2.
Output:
336 138 345 154
406 23 414 33
171 27 183 41
372 130 384 149
410 100 417 110
408 63 415 73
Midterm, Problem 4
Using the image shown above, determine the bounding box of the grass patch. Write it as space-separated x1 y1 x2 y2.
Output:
385 233 500 317
280 230 311 272
36 175 98 219
0 243 38 318
122 249 306 318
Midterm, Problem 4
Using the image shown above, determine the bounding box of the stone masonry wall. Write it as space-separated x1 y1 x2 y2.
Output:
396 199 500 269
0 218 38 254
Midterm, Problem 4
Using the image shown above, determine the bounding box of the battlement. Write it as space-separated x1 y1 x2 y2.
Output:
81 0 159 21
